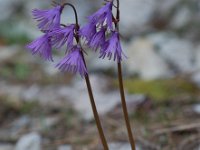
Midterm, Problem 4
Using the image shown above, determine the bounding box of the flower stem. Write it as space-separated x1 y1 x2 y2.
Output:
80 49 109 149
64 3 109 148
117 62 136 150
115 0 136 149
79 40 109 149
62 3 79 25
83 67 109 150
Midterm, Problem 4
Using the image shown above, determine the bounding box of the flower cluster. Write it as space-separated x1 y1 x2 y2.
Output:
26 1 126 77
80 1 126 62
26 5 87 77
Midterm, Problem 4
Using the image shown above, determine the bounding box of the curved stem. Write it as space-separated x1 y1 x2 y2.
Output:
62 3 80 45
114 0 136 150
116 0 119 7
62 3 79 25
115 0 120 30
64 3 109 149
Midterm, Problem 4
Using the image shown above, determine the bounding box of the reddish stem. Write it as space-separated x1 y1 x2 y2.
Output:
114 0 136 149
63 3 109 149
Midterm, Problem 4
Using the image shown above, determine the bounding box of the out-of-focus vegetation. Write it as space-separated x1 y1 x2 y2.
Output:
0 22 30 45
123 78 199 101
0 63 30 81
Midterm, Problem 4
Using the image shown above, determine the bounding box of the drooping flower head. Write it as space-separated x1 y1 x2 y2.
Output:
27 3 91 77
79 23 97 41
32 5 63 31
88 28 106 50
79 1 127 62
100 31 126 62
79 1 115 52
50 24 76 49
26 33 53 61
88 2 113 29
56 46 87 77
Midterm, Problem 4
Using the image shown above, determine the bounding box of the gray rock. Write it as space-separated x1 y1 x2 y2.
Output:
60 75 146 120
0 0 18 21
155 0 180 15
170 6 192 29
147 32 195 73
42 62 59 76
192 104 200 114
22 85 40 102
0 71 146 120
30 116 60 131
120 0 156 37
0 82 24 102
109 142 141 150
0 76 145 121
0 144 14 150
195 145 200 150
126 38 171 80
10 116 31 137
35 86 71 107
0 0 94 40
0 82 72 108
126 32 197 79
58 75 123 120
12 116 31 128
146 32 172 46
15 132 41 150
191 71 200 87
189 45 200 86
0 0 43 38
194 45 200 70
159 39 195 73
57 145 72 150
87 52 116 73
0 46 19 63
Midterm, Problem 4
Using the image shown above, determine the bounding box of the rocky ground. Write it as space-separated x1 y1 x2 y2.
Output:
1 0 200 150
0 46 199 150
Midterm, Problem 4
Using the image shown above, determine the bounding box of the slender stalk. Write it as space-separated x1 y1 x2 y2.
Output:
62 3 79 25
63 3 109 149
117 62 136 150
114 0 136 149
83 67 109 150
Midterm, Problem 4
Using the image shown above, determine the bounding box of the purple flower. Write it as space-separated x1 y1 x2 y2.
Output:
26 34 53 61
79 23 97 41
88 2 113 29
88 28 106 50
50 24 75 49
56 46 87 77
99 31 126 62
32 6 63 31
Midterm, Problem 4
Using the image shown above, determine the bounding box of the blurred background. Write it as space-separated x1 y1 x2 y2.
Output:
0 0 200 149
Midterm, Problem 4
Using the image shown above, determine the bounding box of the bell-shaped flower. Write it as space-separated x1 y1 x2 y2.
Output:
26 34 53 61
56 46 87 77
88 28 106 50
99 31 126 62
32 5 63 31
50 24 75 49
88 2 113 29
79 23 97 41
